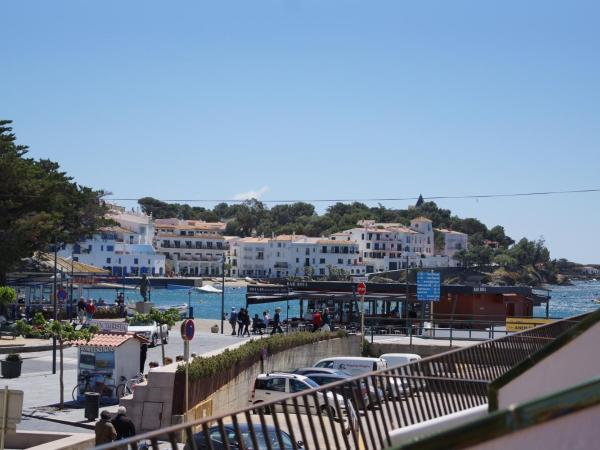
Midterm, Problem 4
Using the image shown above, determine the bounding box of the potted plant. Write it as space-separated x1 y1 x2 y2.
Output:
1 353 22 378
211 324 219 333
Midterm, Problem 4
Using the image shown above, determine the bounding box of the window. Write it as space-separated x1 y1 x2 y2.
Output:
290 379 310 393
255 377 286 392
107 245 114 252
337 258 343 264
296 258 299 263
315 360 334 369
319 268 325 275
134 258 139 265
106 257 111 263
366 243 371 249
320 258 326 264
101 245 104 251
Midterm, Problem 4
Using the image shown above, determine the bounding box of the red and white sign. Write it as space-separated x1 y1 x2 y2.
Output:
180 319 195 341
357 282 367 296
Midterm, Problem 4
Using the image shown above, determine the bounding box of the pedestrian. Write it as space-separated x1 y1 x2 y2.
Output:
252 314 264 335
270 307 283 335
237 308 245 336
242 309 251 337
312 310 322 332
229 307 238 335
77 297 86 324
321 308 332 332
95 410 117 445
139 343 148 374
85 299 96 322
111 406 136 448
263 311 270 333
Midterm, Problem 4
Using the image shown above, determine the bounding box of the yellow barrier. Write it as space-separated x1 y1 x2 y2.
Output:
506 317 553 332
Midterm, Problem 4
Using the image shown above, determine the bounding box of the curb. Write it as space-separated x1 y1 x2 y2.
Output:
21 413 94 430
0 344 72 354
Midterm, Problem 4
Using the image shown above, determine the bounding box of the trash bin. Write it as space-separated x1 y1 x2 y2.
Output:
84 392 100 421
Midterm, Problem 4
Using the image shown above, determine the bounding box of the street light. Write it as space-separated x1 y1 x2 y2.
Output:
220 255 225 334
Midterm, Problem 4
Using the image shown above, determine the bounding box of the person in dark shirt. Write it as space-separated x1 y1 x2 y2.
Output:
112 406 136 440
270 307 283 335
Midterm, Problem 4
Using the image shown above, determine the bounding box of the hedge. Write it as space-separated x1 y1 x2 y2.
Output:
172 330 349 414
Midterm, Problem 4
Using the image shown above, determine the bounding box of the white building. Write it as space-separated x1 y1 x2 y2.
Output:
59 209 165 276
154 219 227 276
437 229 469 260
229 234 366 279
341 217 446 273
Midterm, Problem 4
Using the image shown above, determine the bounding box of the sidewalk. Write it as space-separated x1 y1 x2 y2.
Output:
0 336 58 354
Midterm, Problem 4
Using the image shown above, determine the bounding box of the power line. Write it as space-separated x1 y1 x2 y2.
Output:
103 188 600 204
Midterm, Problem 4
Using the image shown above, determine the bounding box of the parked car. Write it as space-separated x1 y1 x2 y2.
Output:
292 367 353 377
127 318 169 347
184 423 302 450
304 372 385 411
249 373 357 432
314 357 409 399
380 353 421 368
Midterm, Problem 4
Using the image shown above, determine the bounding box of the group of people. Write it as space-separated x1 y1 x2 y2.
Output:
95 407 136 446
76 297 97 323
227 306 284 336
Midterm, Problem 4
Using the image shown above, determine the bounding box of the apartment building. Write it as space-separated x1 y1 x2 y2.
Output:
59 209 165 276
229 234 366 279
437 228 469 259
154 218 227 276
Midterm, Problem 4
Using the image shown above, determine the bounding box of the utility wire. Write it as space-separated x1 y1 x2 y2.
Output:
103 188 600 204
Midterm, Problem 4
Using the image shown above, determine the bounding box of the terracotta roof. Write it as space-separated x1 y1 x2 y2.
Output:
73 332 147 348
99 225 137 234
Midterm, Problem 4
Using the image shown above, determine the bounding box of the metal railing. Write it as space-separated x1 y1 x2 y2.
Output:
94 313 588 450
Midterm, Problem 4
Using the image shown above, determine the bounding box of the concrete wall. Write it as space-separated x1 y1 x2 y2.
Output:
122 335 360 433
6 431 94 450
206 335 361 415
496 321 600 410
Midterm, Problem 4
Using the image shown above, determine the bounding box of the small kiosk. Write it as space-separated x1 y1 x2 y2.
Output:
74 328 148 404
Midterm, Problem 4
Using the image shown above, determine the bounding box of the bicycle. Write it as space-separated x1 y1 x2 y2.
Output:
116 373 145 398
71 372 118 403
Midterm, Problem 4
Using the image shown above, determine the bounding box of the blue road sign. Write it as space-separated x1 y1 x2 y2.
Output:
417 272 441 302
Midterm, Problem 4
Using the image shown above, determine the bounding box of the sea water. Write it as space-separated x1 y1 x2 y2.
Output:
81 280 600 321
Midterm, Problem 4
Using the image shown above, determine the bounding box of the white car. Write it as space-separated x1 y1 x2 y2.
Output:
314 357 410 399
380 353 422 368
249 373 357 432
128 318 169 347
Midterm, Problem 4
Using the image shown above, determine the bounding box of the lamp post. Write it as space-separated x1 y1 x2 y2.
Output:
52 240 58 375
220 256 225 334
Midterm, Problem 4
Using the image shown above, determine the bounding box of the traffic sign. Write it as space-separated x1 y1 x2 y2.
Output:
417 272 441 301
180 319 195 341
357 282 367 296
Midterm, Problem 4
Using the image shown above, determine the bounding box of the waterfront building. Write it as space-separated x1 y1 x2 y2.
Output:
154 218 227 276
59 208 165 276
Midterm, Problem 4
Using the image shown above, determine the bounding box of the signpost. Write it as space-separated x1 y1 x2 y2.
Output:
357 282 366 353
417 272 441 331
180 319 195 419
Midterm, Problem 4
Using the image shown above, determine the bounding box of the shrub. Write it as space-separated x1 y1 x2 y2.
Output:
6 353 22 362
179 330 348 381
0 287 17 306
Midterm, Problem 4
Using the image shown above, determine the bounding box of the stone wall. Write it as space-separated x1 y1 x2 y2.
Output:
122 335 360 433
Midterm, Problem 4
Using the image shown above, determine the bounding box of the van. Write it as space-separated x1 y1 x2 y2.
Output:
314 357 387 375
314 357 410 399
380 353 421 368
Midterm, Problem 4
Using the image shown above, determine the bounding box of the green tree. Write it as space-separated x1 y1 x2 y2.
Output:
0 120 108 282
15 317 98 408
130 308 180 364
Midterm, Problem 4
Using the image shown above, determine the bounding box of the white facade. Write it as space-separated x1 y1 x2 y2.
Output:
229 235 366 279
59 208 166 276
437 229 469 260
155 219 227 276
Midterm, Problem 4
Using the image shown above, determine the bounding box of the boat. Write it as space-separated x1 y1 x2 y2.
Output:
196 285 222 294
166 283 194 290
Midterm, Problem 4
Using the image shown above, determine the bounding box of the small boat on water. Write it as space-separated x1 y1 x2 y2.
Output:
196 285 222 294
166 283 194 290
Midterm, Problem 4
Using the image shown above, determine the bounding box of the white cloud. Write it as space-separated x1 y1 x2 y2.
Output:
233 186 269 200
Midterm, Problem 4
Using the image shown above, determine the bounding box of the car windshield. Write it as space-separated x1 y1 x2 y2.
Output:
304 378 320 389
242 430 293 449
128 318 154 326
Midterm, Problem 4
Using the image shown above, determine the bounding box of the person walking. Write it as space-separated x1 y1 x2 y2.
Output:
77 297 86 324
85 299 96 322
270 307 283 335
229 307 238 335
237 308 245 336
111 406 136 449
242 309 251 337
139 343 148 374
321 308 332 332
312 310 322 332
95 410 117 445
263 311 270 333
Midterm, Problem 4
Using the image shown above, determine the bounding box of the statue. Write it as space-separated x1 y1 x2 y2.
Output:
136 275 151 302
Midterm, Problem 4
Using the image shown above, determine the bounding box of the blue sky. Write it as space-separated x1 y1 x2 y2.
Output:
2 1 599 262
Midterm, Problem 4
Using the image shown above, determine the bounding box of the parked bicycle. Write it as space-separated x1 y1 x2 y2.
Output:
116 373 145 398
71 371 118 402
